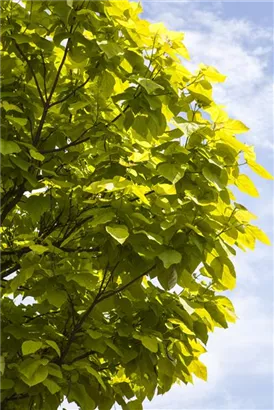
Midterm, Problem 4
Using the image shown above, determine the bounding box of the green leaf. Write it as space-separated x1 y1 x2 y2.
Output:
90 210 115 227
140 335 158 353
158 163 186 184
47 290 67 308
22 365 48 387
128 400 143 410
0 139 21 155
106 225 129 244
43 378 61 394
87 329 103 339
45 340 61 357
29 244 48 254
0 356 5 375
6 115 27 127
22 341 43 356
85 366 106 390
1 379 14 390
30 149 45 161
10 156 30 171
159 250 182 269
137 78 164 95
10 34 30 44
97 40 124 59
153 183 176 195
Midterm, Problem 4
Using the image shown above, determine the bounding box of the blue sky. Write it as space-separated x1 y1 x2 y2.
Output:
60 1 274 409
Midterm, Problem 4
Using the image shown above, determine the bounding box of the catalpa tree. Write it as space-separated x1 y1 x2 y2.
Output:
0 1 272 409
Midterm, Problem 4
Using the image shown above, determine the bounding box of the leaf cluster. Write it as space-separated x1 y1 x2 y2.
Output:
0 1 272 409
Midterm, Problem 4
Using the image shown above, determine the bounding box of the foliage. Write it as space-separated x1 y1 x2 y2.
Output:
0 1 272 409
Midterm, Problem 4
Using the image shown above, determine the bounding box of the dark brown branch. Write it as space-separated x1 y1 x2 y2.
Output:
41 51 48 100
33 27 73 147
47 31 72 105
24 310 60 323
49 76 90 108
57 264 156 364
13 42 45 105
67 349 96 365
40 125 94 154
99 264 156 302
1 248 29 256
0 263 20 280
0 182 25 224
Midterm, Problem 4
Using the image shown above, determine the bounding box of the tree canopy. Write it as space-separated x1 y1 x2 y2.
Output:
0 1 272 409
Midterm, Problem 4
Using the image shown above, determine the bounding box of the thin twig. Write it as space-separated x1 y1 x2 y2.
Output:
13 42 45 105
49 77 90 108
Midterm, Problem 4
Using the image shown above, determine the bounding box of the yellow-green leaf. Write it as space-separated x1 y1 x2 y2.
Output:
140 335 158 353
29 244 48 254
0 139 21 155
200 64 226 83
129 151 149 162
30 149 45 161
247 160 274 180
223 119 249 134
137 78 164 95
45 340 61 357
247 226 271 245
189 359 207 381
154 183 176 196
22 341 42 356
159 249 182 268
43 378 61 394
235 174 259 197
106 225 129 244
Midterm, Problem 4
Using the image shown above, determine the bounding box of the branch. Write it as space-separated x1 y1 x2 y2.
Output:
1 248 29 256
60 246 100 253
24 310 60 323
0 263 20 280
66 349 96 365
14 42 45 105
46 30 72 105
99 264 156 302
41 51 48 100
49 77 90 108
40 125 94 154
56 264 156 365
33 27 73 147
0 182 25 223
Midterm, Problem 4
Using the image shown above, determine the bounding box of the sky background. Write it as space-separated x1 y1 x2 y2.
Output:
61 1 274 409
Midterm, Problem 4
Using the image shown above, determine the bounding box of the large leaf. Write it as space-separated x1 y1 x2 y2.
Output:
140 335 158 353
106 225 129 244
159 250 182 269
22 341 43 356
0 139 21 155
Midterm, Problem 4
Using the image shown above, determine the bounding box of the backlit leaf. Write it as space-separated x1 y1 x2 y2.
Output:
22 341 43 356
235 174 259 197
106 225 129 244
159 250 182 269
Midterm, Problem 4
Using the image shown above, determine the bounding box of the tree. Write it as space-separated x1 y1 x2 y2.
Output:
0 0 272 409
